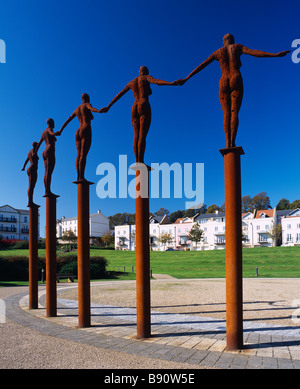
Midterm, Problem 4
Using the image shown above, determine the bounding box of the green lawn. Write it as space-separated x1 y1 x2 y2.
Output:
97 246 300 278
1 246 300 279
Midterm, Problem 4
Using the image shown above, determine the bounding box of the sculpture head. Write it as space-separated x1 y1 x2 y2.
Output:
139 66 149 76
47 118 55 128
32 142 38 152
223 33 235 46
82 93 90 103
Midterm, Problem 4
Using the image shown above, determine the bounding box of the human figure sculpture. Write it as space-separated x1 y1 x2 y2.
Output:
36 118 58 196
100 66 178 163
22 142 39 207
175 34 290 148
56 93 102 181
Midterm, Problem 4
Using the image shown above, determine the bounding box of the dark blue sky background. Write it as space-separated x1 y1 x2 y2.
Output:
0 0 299 235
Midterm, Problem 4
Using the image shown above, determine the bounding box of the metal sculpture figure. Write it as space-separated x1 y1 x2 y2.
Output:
36 118 58 196
22 142 39 207
57 93 102 181
175 34 289 148
100 66 178 163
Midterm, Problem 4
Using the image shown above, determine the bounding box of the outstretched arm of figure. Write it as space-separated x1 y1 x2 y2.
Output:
57 112 76 135
100 85 130 113
175 53 216 85
85 103 102 113
146 75 178 86
36 134 44 153
242 46 290 58
21 156 29 171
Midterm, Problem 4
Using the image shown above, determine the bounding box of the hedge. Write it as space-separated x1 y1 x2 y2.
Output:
0 254 108 281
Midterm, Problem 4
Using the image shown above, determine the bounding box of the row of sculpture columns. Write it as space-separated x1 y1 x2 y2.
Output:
27 147 244 350
25 34 289 351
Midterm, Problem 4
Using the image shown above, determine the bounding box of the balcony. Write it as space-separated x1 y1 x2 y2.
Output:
214 234 225 245
258 232 269 244
0 226 17 232
0 216 17 223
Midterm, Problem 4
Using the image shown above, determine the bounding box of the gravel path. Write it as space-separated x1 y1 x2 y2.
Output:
1 278 299 369
59 277 300 328
0 286 204 369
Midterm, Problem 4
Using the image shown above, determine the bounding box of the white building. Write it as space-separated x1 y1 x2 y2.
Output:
0 204 39 241
114 207 293 251
281 209 300 246
56 210 109 240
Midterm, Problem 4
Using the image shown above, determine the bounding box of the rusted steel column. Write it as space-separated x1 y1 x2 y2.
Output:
133 164 151 339
28 204 39 309
74 180 93 328
220 146 244 350
45 194 59 317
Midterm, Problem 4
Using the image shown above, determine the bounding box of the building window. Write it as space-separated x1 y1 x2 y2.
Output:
265 225 269 230
259 233 268 242
153 229 156 233
287 234 292 242
297 224 300 229
24 216 28 223
215 226 218 231
287 224 291 229
256 225 260 230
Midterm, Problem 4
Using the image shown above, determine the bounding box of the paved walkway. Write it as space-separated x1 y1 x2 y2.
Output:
4 283 300 369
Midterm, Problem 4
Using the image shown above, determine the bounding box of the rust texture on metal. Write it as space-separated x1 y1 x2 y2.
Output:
74 179 94 328
28 204 40 309
45 194 59 317
133 164 151 338
220 146 244 350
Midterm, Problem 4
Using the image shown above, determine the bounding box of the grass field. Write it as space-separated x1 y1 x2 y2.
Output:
1 245 300 279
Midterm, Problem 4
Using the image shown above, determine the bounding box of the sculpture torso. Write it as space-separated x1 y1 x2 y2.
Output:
215 43 243 78
130 76 152 103
76 103 94 128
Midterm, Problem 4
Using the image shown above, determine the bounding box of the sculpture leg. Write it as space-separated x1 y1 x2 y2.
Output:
75 130 81 181
28 170 37 206
219 79 231 148
44 156 55 196
229 79 243 148
131 106 140 162
137 108 151 163
78 136 91 181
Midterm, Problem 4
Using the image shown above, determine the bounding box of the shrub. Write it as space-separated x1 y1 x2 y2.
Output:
0 254 108 281
0 256 29 281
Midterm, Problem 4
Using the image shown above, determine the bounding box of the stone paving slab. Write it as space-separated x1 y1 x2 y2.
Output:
4 289 300 369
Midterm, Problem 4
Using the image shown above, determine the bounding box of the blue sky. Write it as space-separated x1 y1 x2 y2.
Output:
0 0 299 236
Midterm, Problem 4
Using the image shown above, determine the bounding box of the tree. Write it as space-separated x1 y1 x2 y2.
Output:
154 208 170 216
158 232 173 250
268 224 282 246
219 203 225 212
61 230 77 244
276 198 290 210
252 192 271 210
241 195 254 212
108 212 135 229
188 224 204 249
291 200 300 209
101 230 114 247
169 210 184 223
206 204 219 214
